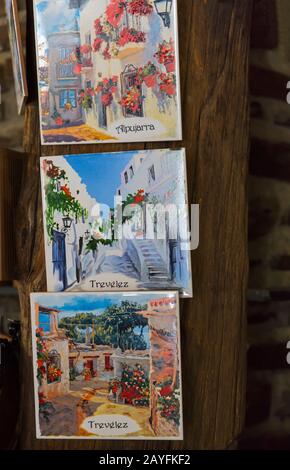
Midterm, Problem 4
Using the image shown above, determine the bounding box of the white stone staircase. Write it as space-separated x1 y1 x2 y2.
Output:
135 240 170 282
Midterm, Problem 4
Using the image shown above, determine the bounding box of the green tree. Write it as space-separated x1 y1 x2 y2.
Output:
59 302 148 351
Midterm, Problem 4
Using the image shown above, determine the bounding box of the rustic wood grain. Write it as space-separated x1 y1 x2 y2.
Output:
15 0 251 449
0 149 24 282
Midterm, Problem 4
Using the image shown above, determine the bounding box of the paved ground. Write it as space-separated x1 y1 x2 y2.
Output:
42 124 115 143
70 247 142 291
39 375 154 438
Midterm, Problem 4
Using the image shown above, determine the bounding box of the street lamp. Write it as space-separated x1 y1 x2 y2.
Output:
154 0 173 28
62 215 73 231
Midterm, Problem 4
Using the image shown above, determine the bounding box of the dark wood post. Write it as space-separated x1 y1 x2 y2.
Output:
15 0 251 449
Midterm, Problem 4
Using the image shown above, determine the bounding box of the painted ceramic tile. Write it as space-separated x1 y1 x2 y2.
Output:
31 291 183 439
40 149 192 297
5 0 28 114
33 0 182 144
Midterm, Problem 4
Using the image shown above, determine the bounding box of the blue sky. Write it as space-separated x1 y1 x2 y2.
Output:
36 0 80 36
33 292 175 317
64 152 134 207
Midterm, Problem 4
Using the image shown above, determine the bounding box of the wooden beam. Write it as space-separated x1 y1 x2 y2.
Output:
15 0 251 449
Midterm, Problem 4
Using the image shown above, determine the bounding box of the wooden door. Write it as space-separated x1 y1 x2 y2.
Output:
52 230 67 291
15 0 251 450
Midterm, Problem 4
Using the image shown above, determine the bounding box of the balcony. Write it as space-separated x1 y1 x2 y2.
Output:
56 63 77 80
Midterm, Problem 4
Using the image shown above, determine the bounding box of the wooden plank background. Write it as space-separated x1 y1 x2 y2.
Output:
15 0 251 449
0 149 24 282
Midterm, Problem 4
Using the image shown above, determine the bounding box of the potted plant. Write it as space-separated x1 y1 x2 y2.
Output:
154 39 176 73
127 0 153 16
120 86 143 114
139 62 158 88
159 72 176 97
78 88 94 110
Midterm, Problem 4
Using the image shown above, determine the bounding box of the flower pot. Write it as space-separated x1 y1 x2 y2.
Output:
165 61 175 73
55 117 63 126
160 84 176 96
144 74 157 88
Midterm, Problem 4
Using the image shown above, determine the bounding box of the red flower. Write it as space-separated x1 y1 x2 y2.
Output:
80 44 91 54
73 63 82 75
37 359 44 368
127 0 153 16
93 37 103 52
134 195 144 203
165 61 176 73
160 385 173 397
61 184 72 198
94 18 103 35
55 116 63 126
118 27 146 47
103 45 111 60
144 74 156 88
101 93 113 106
105 0 125 28
87 87 95 97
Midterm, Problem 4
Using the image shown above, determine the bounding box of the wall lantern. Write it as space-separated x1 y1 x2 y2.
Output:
84 229 90 240
154 0 173 28
62 215 73 231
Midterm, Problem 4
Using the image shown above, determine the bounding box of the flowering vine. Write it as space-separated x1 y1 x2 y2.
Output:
42 160 88 240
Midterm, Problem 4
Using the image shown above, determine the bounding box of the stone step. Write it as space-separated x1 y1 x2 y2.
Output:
149 275 169 280
148 268 168 273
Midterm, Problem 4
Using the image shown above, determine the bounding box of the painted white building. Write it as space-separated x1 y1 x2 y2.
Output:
44 156 104 291
77 0 176 138
116 149 191 291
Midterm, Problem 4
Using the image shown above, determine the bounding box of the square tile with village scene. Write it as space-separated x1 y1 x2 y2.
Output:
31 291 183 439
40 149 192 297
34 0 182 144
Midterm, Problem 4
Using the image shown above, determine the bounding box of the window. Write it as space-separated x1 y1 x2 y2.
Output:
86 80 92 88
39 313 50 333
57 48 76 78
124 171 128 184
85 32 91 45
59 47 74 61
129 165 134 178
118 189 121 195
59 89 77 108
148 165 156 185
